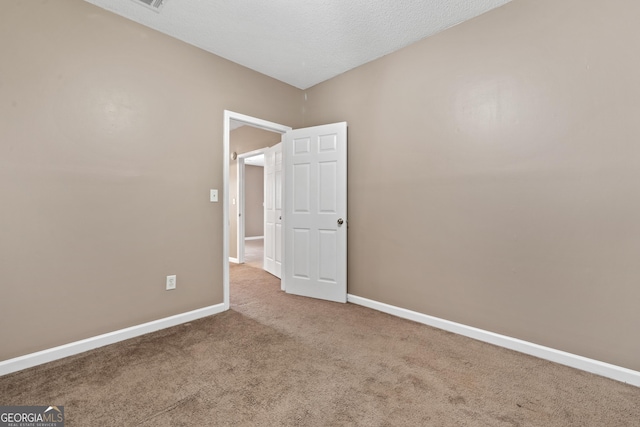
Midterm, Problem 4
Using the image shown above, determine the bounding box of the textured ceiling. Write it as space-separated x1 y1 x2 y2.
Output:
83 0 512 89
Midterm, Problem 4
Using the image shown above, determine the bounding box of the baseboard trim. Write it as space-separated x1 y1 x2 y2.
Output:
0 303 226 377
347 294 640 388
229 257 239 263
244 236 264 241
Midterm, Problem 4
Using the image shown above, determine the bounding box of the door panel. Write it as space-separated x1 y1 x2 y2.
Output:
284 122 347 303
264 142 282 279
274 145 283 277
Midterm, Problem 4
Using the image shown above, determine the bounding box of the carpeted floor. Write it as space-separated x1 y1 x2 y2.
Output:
1 263 639 426
243 238 264 270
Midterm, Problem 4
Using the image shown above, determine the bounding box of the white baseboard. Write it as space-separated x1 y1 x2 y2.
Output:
229 257 239 263
0 303 226 377
245 236 264 241
347 294 640 388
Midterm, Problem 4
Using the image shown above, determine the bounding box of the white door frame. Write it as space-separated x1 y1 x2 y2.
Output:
236 148 268 265
223 110 291 310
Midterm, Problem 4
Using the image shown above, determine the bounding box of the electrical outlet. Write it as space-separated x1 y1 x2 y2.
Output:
166 275 176 290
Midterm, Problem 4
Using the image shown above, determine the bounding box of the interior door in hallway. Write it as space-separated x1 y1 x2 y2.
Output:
283 122 347 303
264 142 282 279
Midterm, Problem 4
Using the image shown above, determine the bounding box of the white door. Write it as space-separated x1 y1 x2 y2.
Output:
264 142 282 278
283 122 347 303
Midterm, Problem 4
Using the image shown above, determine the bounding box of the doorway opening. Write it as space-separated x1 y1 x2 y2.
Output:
237 149 266 268
223 111 291 310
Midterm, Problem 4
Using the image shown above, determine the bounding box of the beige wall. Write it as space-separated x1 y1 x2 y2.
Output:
245 165 265 238
0 0 302 361
228 126 281 259
305 0 640 371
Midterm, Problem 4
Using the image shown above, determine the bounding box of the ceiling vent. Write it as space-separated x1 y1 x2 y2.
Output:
131 0 166 13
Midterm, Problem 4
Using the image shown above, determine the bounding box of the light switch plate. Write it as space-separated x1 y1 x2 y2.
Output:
166 275 176 290
210 189 218 202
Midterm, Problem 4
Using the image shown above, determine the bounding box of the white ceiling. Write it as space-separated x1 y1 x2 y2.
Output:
84 0 512 90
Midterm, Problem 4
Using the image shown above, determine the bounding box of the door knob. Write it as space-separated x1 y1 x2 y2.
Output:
337 218 344 225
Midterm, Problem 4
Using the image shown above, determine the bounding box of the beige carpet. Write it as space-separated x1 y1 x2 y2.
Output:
1 263 638 426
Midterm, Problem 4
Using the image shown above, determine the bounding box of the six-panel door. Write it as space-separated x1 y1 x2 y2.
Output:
283 122 347 303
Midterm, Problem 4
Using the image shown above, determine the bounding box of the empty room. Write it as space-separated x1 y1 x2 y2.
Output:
1 0 639 425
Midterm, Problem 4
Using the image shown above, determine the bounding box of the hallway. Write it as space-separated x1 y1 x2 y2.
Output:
243 238 264 270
